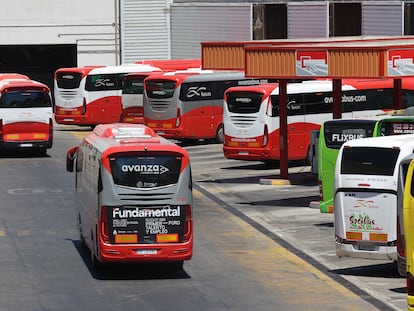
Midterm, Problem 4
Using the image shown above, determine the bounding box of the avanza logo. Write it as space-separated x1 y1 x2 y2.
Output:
121 164 169 175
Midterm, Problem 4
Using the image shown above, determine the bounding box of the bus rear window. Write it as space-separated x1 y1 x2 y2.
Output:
1 91 52 108
324 121 376 149
341 147 400 176
109 154 182 188
145 80 176 99
226 91 263 113
56 72 82 89
380 121 414 135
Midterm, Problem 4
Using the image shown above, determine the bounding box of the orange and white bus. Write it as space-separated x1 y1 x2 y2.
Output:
54 64 162 126
66 123 193 269
0 74 53 154
144 70 271 142
120 60 201 124
222 78 414 163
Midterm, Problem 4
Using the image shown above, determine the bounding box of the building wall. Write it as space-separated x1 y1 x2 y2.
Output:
0 0 118 66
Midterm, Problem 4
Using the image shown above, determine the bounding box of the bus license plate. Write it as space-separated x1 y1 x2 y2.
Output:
156 131 165 135
238 151 249 155
20 143 33 148
136 249 157 255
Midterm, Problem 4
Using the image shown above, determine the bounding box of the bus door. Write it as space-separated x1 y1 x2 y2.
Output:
85 73 122 123
285 93 306 159
180 81 215 138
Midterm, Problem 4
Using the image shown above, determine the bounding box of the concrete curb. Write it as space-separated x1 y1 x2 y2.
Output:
259 178 291 186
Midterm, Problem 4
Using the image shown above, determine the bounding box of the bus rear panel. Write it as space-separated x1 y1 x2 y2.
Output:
0 78 53 153
67 124 193 268
334 135 414 261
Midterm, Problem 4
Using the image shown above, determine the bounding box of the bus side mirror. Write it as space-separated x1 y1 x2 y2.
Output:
66 146 78 172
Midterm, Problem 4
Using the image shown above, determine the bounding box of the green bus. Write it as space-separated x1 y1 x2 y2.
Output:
318 115 414 213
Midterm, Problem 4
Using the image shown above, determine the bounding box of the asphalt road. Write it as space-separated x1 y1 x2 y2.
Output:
0 124 405 311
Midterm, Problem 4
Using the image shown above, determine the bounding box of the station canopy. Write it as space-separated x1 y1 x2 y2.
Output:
201 36 414 79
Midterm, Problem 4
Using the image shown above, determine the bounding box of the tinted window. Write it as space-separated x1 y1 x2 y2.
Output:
109 153 182 188
56 72 82 89
180 82 214 101
226 91 263 113
85 74 122 91
341 147 400 176
380 121 414 135
323 120 376 149
145 80 176 99
1 91 52 108
122 78 144 95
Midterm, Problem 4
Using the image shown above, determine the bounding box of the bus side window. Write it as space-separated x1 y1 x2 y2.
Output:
302 92 331 114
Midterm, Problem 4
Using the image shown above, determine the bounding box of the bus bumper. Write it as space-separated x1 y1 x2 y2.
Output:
54 114 91 126
335 242 397 261
223 145 272 161
98 239 193 263
0 140 52 150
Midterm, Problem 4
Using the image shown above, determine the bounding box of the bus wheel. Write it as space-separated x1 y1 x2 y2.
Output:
215 124 224 143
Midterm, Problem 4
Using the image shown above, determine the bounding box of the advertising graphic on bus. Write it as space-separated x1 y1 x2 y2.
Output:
222 78 414 164
318 115 414 214
144 70 271 142
66 123 193 269
54 64 163 126
121 60 202 124
334 134 414 262
0 74 53 154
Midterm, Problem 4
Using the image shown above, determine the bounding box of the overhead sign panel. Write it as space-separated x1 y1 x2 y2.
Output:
296 50 328 76
388 49 414 76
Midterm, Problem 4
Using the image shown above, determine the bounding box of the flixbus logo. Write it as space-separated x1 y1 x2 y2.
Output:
121 164 169 175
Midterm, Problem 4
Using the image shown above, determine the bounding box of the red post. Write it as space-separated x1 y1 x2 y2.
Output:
333 79 342 119
279 80 288 179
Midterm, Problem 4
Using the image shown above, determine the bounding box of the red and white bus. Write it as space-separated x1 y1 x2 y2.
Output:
120 60 201 124
0 74 53 154
66 123 193 269
223 78 414 163
54 64 162 126
144 70 271 142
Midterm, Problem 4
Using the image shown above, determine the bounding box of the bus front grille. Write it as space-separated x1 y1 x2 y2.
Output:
229 115 257 128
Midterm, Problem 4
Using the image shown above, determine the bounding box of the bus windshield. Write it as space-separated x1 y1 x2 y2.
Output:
323 120 376 149
55 72 83 89
340 147 400 176
226 91 263 113
1 91 52 108
109 154 182 188
145 80 176 99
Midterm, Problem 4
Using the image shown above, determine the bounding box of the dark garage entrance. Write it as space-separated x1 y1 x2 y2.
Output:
0 44 77 90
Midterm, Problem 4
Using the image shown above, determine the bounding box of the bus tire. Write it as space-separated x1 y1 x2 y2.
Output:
215 124 224 143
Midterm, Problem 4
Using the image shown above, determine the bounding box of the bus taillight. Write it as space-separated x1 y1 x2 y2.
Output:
176 108 181 127
0 119 3 141
99 206 110 243
263 125 268 147
183 204 192 242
